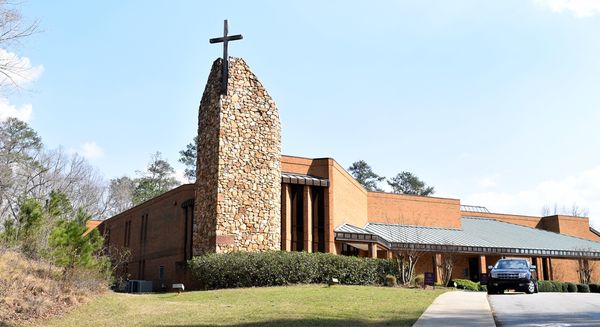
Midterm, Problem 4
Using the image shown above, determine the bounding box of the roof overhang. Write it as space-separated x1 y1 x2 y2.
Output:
335 220 600 259
281 172 329 187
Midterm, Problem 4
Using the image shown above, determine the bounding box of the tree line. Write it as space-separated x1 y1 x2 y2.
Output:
347 160 435 196
0 117 193 277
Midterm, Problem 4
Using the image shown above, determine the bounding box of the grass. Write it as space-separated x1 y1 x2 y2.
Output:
33 285 447 327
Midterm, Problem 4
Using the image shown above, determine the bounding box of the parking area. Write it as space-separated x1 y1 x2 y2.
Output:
489 292 600 326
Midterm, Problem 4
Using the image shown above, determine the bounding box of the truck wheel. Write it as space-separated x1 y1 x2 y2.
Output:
526 281 536 294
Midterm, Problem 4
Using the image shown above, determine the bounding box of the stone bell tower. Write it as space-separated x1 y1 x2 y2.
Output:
193 56 282 255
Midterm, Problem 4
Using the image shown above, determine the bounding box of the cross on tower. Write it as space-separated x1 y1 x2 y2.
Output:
209 20 243 95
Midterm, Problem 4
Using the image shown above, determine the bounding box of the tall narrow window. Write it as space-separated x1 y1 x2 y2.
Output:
291 185 304 251
144 214 148 242
124 221 132 247
140 214 149 244
312 187 325 253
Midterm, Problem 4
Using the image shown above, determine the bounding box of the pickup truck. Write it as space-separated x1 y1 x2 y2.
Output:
486 258 538 294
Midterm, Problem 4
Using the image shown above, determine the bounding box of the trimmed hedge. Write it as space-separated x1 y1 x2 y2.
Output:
577 283 590 293
188 251 399 290
566 282 577 292
561 282 569 293
589 284 600 293
538 280 552 292
551 281 564 292
538 280 566 292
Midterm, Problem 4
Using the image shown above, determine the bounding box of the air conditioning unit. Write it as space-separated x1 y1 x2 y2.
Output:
127 280 153 293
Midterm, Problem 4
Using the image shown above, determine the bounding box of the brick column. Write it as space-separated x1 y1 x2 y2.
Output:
387 250 393 259
369 243 378 258
434 253 443 284
281 184 292 251
303 185 312 253
536 257 544 280
479 255 487 274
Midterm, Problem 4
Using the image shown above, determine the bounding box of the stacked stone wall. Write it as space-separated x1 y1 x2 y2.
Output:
194 57 281 254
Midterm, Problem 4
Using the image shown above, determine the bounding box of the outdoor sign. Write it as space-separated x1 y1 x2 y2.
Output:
480 273 488 285
424 272 435 287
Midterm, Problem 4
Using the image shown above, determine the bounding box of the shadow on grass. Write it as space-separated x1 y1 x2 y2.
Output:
161 317 416 327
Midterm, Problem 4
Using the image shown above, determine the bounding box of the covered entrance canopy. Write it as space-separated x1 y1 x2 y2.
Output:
335 217 600 259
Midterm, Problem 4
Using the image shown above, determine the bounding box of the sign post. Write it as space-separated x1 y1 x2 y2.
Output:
424 272 435 289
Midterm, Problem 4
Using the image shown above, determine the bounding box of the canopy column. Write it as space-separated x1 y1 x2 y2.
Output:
303 186 312 253
368 243 378 258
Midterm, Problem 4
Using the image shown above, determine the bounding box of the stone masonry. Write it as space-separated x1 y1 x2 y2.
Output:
194 57 281 255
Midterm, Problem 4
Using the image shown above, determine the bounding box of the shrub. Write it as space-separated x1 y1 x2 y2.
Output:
566 282 577 292
538 280 554 292
451 279 480 291
188 251 399 290
549 281 564 292
589 284 600 293
577 284 590 293
413 274 424 287
385 275 397 287
478 283 487 292
561 282 568 292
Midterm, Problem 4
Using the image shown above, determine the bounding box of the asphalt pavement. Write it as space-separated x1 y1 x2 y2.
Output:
489 292 600 326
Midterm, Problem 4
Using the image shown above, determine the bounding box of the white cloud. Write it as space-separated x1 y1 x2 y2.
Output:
0 48 44 87
80 142 104 160
477 175 498 188
535 0 600 17
0 49 43 122
173 168 190 184
464 165 600 228
0 97 32 122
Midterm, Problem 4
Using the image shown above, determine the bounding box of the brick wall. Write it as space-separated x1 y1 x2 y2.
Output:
99 185 195 291
369 193 461 228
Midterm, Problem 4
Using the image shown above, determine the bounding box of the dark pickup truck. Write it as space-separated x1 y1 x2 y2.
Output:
486 258 538 294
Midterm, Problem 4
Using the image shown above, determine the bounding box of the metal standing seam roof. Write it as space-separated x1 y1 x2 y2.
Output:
335 217 600 256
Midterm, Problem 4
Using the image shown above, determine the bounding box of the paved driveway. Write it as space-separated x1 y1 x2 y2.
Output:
489 293 600 326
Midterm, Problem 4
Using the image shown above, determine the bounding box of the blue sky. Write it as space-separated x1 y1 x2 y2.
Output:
4 0 600 226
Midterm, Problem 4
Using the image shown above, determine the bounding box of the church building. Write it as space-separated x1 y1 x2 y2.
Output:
97 44 600 291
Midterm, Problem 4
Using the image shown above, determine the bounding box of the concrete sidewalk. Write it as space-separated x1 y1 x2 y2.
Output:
413 291 495 327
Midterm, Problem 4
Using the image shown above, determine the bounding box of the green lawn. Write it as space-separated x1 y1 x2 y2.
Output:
34 285 446 327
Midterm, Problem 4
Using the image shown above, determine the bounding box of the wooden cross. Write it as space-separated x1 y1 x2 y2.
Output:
209 20 243 95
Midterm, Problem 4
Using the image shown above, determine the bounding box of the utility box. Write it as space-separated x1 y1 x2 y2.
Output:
127 280 153 293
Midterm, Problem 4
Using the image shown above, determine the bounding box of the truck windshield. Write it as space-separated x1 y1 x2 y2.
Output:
495 260 528 269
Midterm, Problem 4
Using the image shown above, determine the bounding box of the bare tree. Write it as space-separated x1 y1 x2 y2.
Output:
1 142 112 227
104 176 134 217
575 249 596 284
438 246 457 287
541 203 589 218
0 1 40 91
396 245 425 286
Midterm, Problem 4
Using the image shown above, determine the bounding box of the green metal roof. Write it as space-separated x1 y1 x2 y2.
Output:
334 217 600 258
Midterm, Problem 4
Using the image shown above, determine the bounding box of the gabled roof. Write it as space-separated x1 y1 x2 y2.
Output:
335 217 600 258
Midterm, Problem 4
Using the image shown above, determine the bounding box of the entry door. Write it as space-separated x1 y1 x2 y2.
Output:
468 257 480 282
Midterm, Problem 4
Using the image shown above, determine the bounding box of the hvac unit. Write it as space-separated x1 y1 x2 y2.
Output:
127 280 153 293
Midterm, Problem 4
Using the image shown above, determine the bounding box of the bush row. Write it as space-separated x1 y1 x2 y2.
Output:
188 251 399 290
537 280 600 293
451 279 486 291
